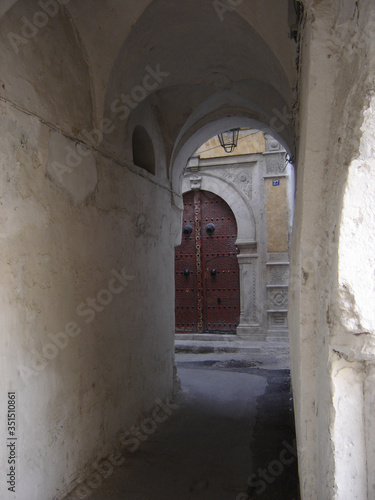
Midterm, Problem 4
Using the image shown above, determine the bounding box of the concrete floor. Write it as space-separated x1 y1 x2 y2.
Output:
73 341 299 500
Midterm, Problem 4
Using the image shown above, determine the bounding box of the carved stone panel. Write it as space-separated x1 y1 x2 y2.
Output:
267 263 289 285
268 312 288 330
264 151 285 175
190 175 202 191
219 165 253 200
268 286 289 309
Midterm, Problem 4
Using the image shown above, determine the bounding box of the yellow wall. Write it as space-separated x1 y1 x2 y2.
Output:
197 131 265 158
265 177 288 252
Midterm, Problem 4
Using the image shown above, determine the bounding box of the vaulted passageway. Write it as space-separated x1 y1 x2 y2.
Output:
0 1 374 499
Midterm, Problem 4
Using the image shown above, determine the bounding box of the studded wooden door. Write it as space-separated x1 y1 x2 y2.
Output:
175 190 240 333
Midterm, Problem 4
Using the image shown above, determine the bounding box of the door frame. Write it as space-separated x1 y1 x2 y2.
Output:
181 174 261 338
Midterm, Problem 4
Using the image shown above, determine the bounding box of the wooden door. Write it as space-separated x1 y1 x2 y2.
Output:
175 190 240 333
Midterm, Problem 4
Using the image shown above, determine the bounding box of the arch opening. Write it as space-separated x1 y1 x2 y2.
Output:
171 116 295 205
174 126 295 340
132 125 156 175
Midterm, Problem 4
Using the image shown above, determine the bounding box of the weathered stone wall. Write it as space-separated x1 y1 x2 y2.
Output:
0 0 298 496
290 1 375 498
0 2 180 493
0 97 177 499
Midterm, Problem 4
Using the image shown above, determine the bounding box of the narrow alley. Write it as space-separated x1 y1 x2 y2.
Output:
76 340 299 500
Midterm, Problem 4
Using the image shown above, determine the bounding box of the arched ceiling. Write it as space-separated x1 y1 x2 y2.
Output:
0 0 299 174
67 0 298 119
105 0 293 100
0 0 93 132
170 115 289 201
102 0 298 164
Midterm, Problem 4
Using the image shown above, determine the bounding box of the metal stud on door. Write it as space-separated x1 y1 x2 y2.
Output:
200 191 240 332
175 192 197 332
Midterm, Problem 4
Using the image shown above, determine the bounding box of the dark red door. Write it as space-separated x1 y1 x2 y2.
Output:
175 190 240 333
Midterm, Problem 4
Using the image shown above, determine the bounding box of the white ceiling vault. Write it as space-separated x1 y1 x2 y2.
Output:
0 0 300 179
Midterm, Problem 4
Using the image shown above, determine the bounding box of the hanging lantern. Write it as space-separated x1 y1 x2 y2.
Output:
218 128 240 153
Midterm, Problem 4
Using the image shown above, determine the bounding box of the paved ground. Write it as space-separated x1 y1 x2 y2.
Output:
72 340 299 500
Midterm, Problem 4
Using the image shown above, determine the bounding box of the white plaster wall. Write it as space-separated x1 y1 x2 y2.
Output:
329 96 375 500
335 98 375 335
364 364 375 498
0 1 93 137
290 1 375 498
331 357 367 500
0 3 298 495
0 99 177 499
0 4 178 495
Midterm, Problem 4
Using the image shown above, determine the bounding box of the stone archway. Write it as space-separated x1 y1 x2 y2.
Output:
182 171 260 338
4 1 375 498
178 130 294 341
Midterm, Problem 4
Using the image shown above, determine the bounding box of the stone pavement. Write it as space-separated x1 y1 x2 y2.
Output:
74 337 299 500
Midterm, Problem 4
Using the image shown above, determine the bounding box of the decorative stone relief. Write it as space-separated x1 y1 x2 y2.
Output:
268 312 288 330
268 287 289 309
267 264 289 285
264 152 285 175
237 254 261 338
266 258 289 337
219 166 253 199
190 175 202 190
265 134 282 152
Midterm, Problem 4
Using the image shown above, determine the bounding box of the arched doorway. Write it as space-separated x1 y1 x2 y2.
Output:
175 190 240 333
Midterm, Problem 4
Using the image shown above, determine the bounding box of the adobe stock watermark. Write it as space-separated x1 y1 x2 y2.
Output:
213 0 244 22
7 0 71 55
118 397 179 452
19 267 135 384
269 106 293 134
66 397 179 499
50 64 170 185
236 439 297 499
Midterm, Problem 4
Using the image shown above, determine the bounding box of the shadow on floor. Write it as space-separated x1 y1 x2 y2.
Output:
75 358 299 500
180 360 300 500
244 369 300 500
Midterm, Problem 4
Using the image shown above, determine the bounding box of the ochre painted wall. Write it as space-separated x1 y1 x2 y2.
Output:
265 177 288 253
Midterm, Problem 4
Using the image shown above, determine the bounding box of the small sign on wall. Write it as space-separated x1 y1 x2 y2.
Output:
272 179 280 186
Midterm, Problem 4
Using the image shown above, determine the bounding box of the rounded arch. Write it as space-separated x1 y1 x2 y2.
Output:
101 0 297 162
171 116 293 206
171 84 294 162
181 175 256 243
121 98 167 184
104 0 294 108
